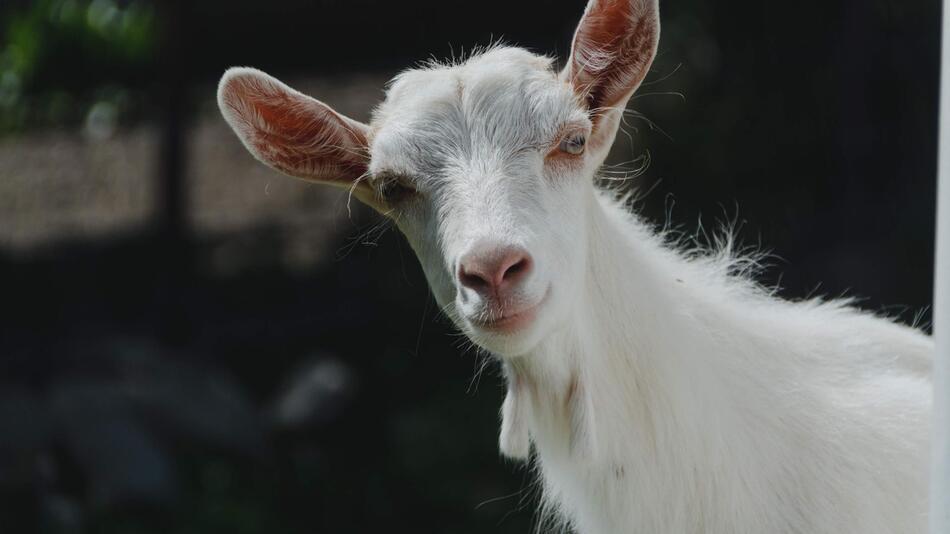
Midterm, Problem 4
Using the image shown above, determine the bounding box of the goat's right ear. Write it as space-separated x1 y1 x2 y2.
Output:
218 67 372 194
564 0 660 152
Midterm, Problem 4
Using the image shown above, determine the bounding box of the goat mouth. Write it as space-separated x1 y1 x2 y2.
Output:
469 289 549 334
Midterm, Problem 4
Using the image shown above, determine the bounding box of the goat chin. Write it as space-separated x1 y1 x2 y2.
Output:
494 189 932 534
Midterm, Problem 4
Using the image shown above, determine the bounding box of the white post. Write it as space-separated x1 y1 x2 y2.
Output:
931 1 950 531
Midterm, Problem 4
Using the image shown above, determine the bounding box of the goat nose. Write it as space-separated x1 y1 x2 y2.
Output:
458 245 533 298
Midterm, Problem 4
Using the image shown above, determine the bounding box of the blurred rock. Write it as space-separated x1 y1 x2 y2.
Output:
114 342 268 457
0 387 52 490
272 355 355 429
50 382 177 507
0 338 270 516
39 493 83 533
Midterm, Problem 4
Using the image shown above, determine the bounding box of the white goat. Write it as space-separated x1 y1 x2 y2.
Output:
217 0 933 532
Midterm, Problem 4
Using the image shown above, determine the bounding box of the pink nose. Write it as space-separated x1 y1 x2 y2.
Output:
458 244 533 299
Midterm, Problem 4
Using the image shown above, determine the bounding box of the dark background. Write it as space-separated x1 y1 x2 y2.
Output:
0 1 939 533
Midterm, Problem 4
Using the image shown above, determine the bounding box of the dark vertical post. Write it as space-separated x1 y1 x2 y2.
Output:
155 0 191 345
158 1 186 244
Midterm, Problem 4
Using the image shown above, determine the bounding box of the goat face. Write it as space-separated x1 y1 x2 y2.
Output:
217 0 659 357
367 48 596 356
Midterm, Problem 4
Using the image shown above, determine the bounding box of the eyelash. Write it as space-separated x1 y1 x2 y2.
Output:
544 129 588 161
375 173 419 205
558 132 587 155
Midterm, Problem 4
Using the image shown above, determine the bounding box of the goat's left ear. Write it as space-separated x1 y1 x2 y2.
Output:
218 67 376 201
563 0 659 148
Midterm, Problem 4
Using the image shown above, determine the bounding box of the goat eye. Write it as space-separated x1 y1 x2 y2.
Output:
377 174 419 205
559 133 587 155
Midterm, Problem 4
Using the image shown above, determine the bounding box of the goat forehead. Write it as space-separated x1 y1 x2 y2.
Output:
380 46 559 110
369 48 580 179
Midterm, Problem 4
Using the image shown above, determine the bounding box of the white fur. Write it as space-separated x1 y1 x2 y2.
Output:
497 194 932 533
218 1 933 531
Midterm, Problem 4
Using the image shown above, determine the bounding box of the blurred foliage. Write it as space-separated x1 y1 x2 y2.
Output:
0 0 156 136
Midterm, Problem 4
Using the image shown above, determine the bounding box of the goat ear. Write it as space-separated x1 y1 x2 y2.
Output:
218 67 371 192
563 0 659 142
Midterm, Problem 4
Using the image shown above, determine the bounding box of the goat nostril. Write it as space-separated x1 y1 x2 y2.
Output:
459 267 490 291
502 256 531 282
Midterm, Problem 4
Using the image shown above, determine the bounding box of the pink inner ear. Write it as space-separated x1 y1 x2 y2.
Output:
570 0 659 116
221 73 369 184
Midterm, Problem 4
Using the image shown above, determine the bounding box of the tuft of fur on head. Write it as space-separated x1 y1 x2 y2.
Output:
416 39 538 71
